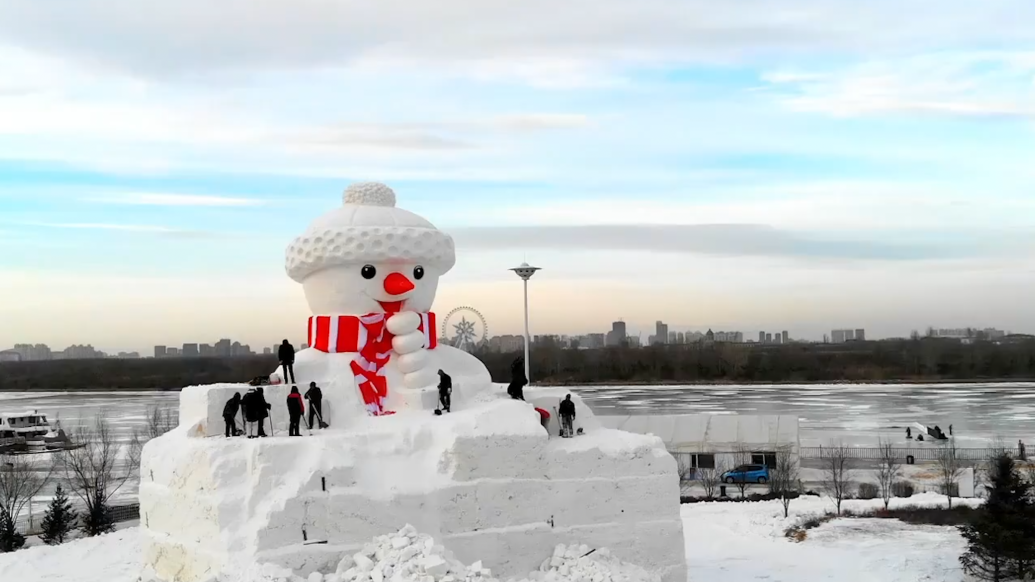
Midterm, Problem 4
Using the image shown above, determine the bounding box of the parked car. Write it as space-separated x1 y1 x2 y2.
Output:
722 464 770 484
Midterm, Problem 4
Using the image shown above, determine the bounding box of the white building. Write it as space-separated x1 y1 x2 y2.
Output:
597 414 800 475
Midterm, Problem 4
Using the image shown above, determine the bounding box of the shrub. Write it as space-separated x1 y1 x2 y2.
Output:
858 483 879 500
892 481 915 498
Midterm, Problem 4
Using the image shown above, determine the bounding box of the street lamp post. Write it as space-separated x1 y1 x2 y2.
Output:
509 262 541 384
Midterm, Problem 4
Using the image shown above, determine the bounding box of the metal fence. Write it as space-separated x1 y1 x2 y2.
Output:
17 502 140 536
798 446 1022 461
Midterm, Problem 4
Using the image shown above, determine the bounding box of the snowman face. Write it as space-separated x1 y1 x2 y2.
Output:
302 261 441 315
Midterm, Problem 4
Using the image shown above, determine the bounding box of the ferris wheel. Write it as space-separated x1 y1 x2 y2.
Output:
441 307 489 352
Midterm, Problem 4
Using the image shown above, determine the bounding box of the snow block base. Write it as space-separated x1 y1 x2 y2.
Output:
139 389 686 582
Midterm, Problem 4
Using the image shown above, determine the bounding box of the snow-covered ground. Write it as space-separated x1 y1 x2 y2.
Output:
0 493 980 582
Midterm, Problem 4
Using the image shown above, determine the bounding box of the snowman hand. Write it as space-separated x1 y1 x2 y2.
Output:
388 312 429 356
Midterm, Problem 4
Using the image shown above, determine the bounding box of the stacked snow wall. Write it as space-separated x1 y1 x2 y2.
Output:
140 387 686 582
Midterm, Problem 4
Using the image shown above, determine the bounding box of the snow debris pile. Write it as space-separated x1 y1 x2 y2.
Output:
332 524 494 582
530 544 661 582
199 525 659 582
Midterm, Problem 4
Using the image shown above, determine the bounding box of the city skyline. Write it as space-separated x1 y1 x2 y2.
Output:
2 321 1021 358
2 2 1035 348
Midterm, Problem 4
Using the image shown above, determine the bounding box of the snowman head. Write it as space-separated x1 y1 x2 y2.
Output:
285 183 455 315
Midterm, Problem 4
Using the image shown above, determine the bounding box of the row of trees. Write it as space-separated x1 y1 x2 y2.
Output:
477 337 1035 384
3 336 1035 391
0 406 175 552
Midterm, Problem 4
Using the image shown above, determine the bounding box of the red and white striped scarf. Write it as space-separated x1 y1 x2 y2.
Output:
308 313 437 415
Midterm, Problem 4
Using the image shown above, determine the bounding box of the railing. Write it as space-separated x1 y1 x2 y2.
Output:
17 502 140 536
799 446 1021 461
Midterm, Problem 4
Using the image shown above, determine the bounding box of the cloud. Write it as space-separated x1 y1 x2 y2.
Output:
20 222 221 239
3 1 1035 77
762 51 1035 119
85 193 265 207
450 224 964 261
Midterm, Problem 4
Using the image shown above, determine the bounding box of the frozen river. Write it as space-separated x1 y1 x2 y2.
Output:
2 382 1034 447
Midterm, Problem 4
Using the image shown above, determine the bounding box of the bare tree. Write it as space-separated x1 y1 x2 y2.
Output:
935 438 965 509
873 438 901 510
698 460 725 500
769 446 800 518
62 414 135 535
821 442 853 516
728 445 753 499
142 405 176 440
676 456 696 497
0 454 54 532
126 405 176 478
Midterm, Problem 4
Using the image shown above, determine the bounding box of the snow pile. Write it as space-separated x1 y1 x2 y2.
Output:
332 524 494 582
530 544 660 582
194 525 658 582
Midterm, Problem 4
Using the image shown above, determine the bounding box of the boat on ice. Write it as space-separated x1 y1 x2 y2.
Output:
0 410 79 455
910 422 949 441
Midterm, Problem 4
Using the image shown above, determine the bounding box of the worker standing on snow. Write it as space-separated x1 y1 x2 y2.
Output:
559 394 576 438
507 357 527 400
304 382 326 429
222 392 243 437
287 386 305 436
246 387 272 437
278 339 296 384
437 369 452 413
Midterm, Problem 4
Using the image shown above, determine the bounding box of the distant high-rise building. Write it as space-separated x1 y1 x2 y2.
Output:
263 347 272 355
166 347 180 356
831 329 863 343
773 333 782 345
765 332 772 343
655 321 668 344
117 351 140 359
759 331 765 344
606 321 627 347
782 331 789 344
215 339 232 357
200 344 214 357
182 343 199 357
0 350 21 362
13 343 53 361
154 345 166 358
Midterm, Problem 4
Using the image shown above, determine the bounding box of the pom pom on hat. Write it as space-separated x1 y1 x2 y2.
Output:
344 182 396 207
285 182 455 282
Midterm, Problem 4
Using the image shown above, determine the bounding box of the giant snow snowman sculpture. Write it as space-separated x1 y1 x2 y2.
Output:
267 182 491 421
138 183 687 582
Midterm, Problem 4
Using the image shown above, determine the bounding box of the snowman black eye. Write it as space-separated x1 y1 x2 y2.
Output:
361 265 376 279
413 266 425 280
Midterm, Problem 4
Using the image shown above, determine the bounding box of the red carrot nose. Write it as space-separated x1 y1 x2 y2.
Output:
383 272 414 295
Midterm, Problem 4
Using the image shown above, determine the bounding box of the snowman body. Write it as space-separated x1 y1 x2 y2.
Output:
270 183 494 424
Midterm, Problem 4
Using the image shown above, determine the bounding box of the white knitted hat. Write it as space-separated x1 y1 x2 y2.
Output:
285 182 456 283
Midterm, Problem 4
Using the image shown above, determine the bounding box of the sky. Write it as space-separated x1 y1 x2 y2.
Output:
2 0 1035 354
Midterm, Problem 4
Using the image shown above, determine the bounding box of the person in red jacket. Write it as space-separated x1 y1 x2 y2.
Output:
286 386 305 437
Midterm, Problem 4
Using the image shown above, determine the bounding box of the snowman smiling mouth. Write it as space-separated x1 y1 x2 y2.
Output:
375 272 415 314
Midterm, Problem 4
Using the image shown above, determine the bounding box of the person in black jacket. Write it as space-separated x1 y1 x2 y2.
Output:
286 386 305 437
304 382 326 429
223 392 243 437
507 357 527 401
244 387 272 438
437 370 452 413
559 394 576 438
278 339 296 384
